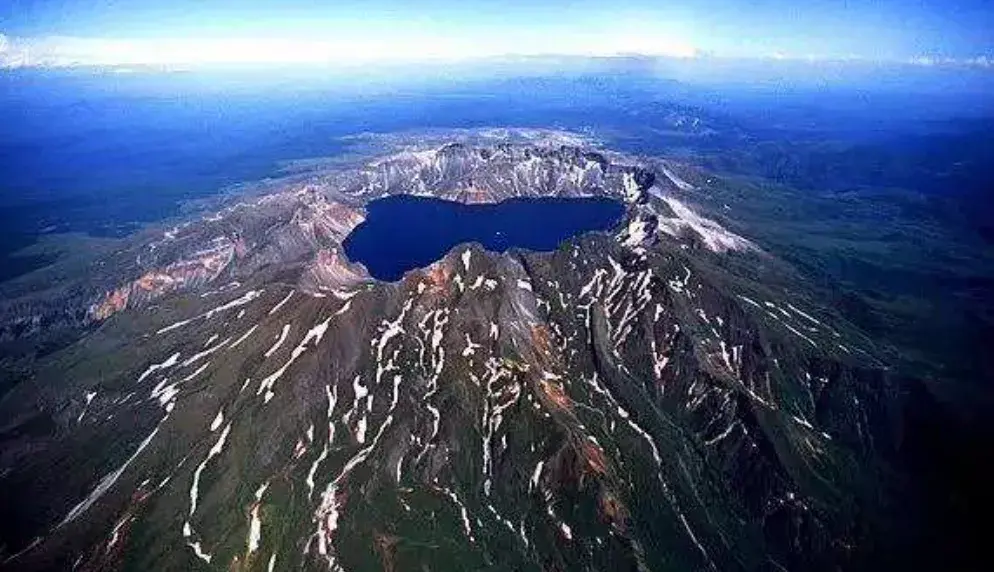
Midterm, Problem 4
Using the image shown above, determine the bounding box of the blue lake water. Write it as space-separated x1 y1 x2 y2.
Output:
343 195 624 281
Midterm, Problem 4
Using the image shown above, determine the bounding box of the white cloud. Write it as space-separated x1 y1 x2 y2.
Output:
0 32 701 69
3 32 989 71
964 55 993 68
908 54 993 68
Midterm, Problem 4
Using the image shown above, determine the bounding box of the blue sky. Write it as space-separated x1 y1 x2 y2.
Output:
1 0 993 65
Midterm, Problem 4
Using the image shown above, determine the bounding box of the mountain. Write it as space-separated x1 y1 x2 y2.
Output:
0 133 934 570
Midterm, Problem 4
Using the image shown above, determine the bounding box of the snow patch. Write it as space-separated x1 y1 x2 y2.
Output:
655 194 753 253
264 324 292 358
267 290 295 316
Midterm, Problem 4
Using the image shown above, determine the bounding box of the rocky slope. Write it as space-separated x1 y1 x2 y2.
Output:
0 134 916 571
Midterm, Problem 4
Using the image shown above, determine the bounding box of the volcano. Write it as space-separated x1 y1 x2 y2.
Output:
0 132 919 571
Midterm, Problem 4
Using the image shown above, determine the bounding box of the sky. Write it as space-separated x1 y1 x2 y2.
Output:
1 0 993 67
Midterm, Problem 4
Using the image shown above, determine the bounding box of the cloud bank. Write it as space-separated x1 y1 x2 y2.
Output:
1 33 991 70
0 33 700 69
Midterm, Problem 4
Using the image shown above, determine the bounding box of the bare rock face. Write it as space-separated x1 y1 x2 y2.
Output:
338 143 656 204
300 249 370 295
0 137 915 572
89 235 245 320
